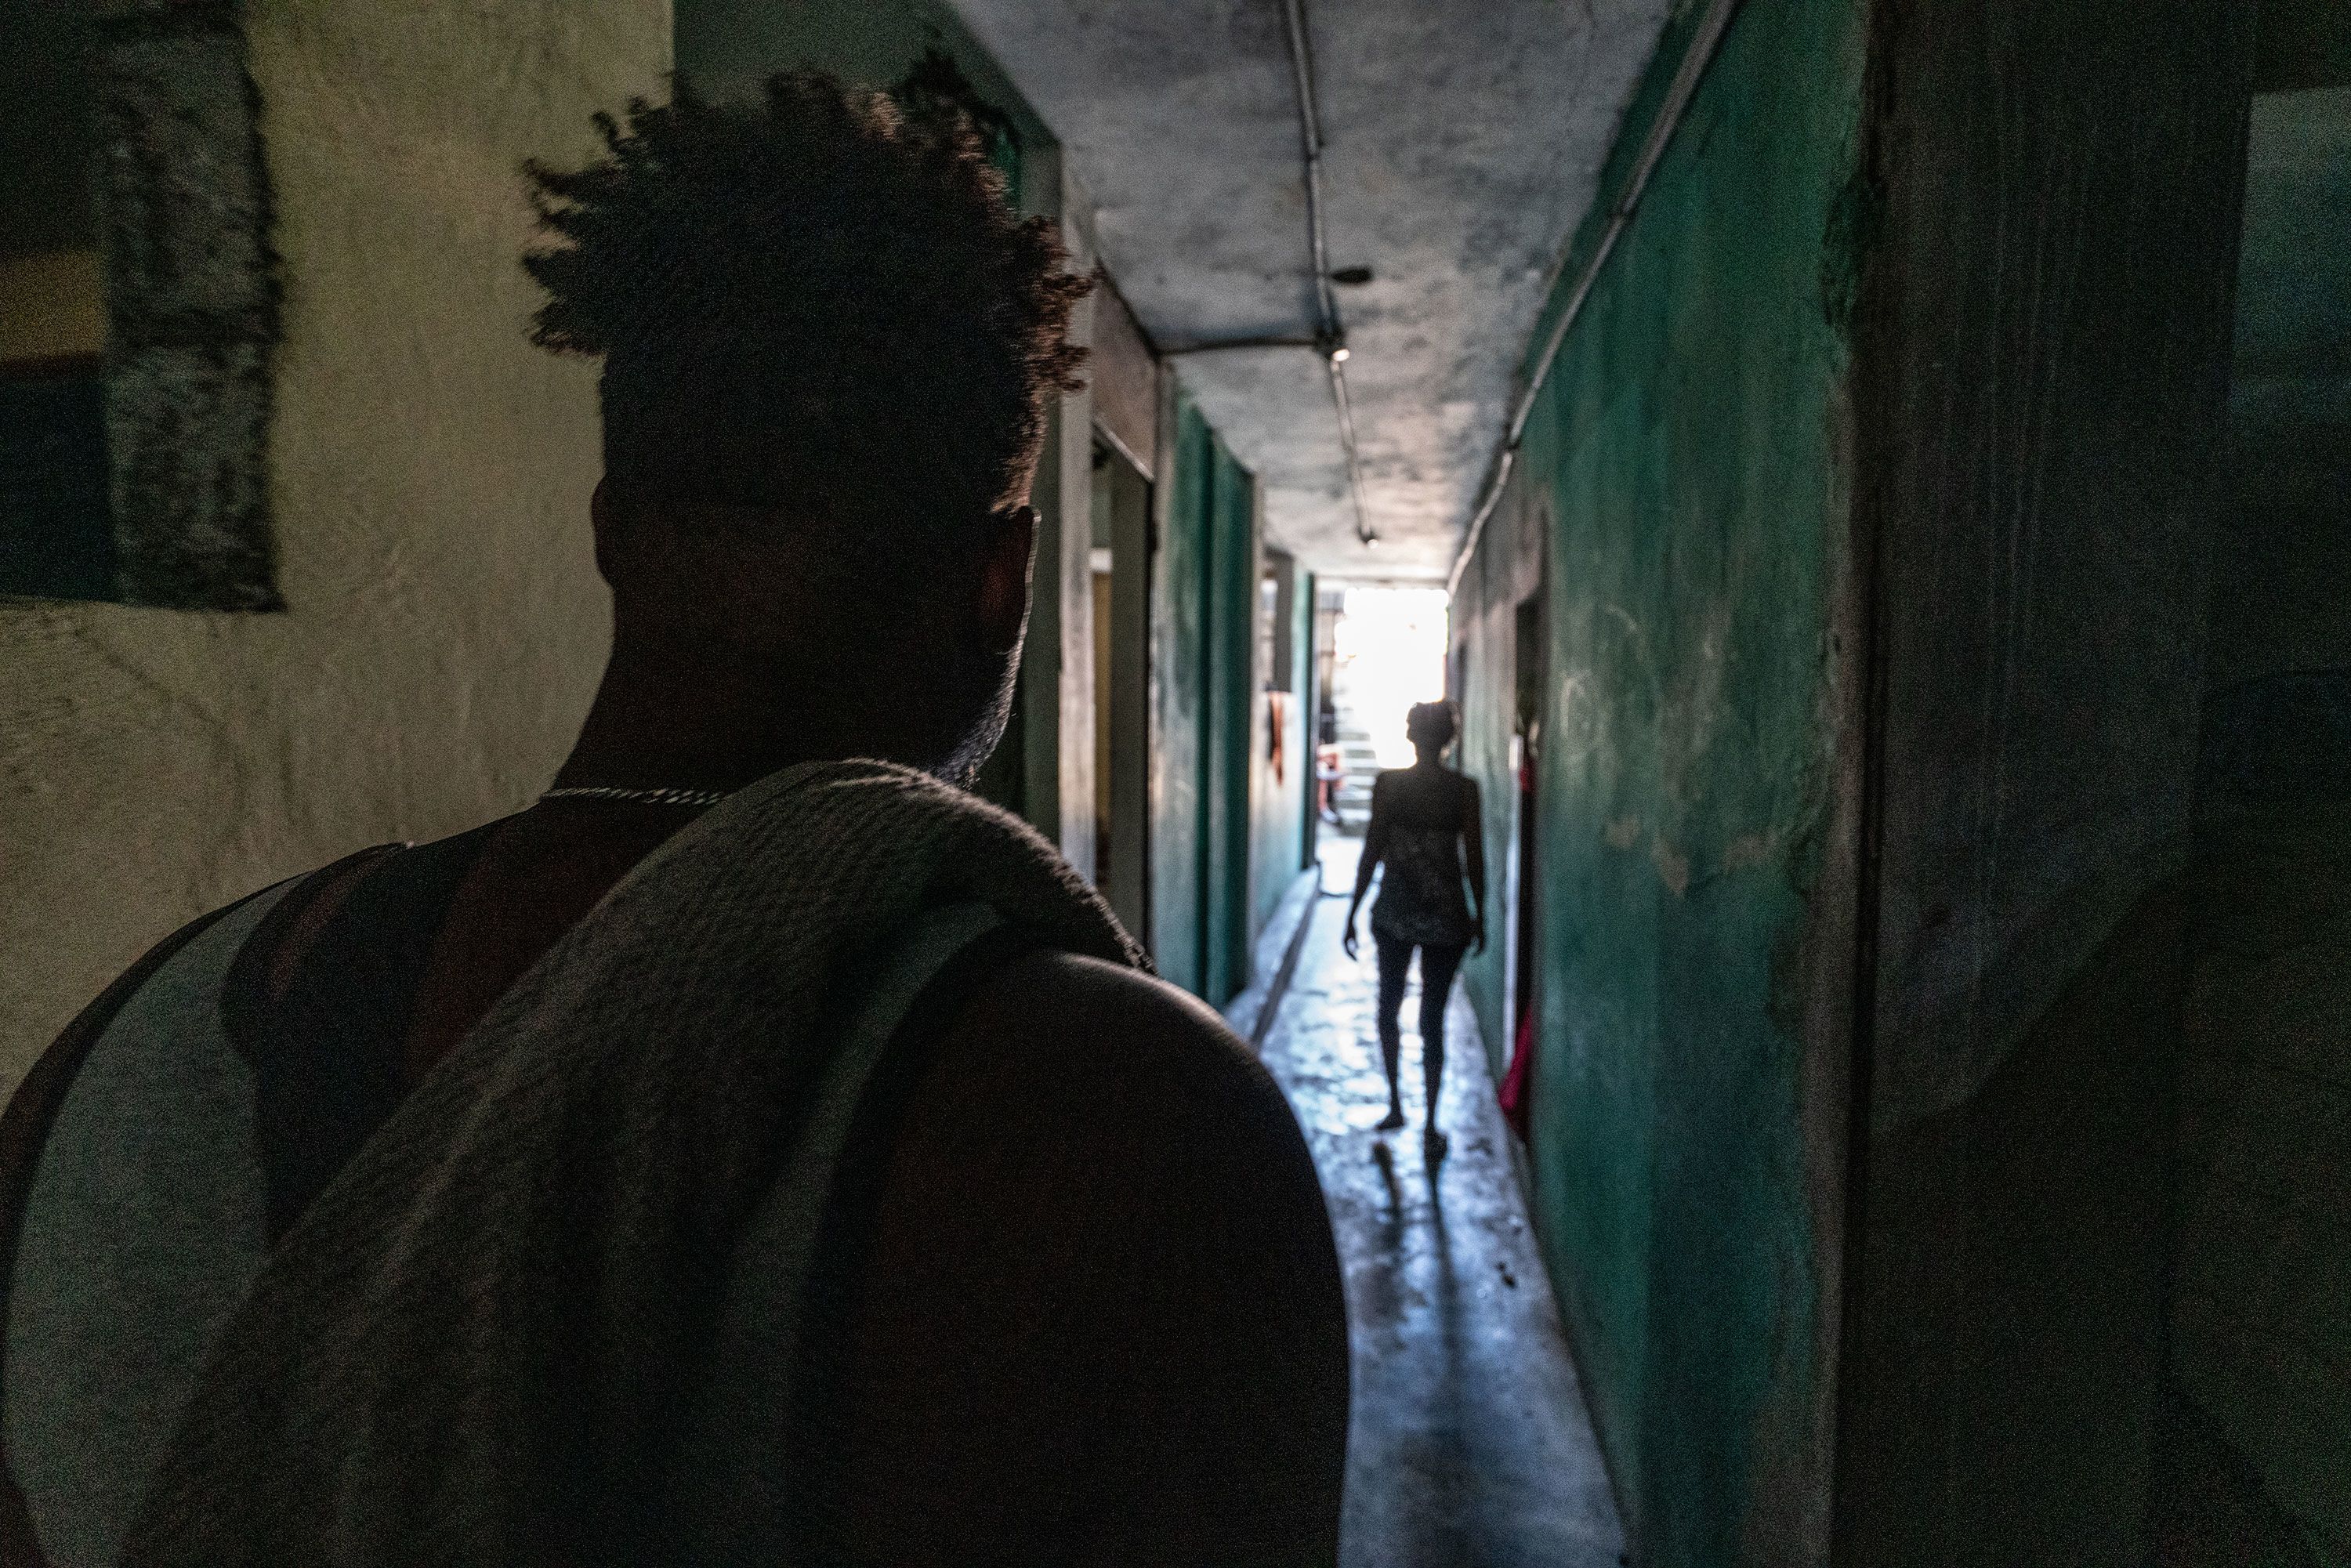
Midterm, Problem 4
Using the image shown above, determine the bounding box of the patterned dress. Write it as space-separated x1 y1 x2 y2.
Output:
1368 771 1476 949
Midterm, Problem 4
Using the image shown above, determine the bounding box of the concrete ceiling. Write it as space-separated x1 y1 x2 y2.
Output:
950 0 1669 579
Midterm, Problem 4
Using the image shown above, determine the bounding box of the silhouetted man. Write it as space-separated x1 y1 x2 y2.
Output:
0 74 1348 1567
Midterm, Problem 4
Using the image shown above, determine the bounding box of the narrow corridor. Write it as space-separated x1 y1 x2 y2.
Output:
1256 838 1625 1568
2 2 2328 1561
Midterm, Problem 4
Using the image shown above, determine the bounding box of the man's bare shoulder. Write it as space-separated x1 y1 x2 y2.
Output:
826 947 1349 1564
951 949 1279 1113
887 947 1336 1281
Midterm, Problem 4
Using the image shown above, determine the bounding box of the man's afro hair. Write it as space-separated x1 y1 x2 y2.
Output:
523 71 1092 527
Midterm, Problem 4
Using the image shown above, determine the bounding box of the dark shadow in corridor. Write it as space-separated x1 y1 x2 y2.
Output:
1256 837 1625 1568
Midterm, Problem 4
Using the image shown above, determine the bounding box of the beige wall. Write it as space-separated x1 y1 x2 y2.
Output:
0 1 670 1093
0 251 103 364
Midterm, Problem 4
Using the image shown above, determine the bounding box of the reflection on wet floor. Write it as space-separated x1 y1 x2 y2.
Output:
1259 838 1625 1568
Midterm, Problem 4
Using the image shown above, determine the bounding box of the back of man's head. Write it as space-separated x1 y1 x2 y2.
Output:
523 70 1089 567
519 73 1091 779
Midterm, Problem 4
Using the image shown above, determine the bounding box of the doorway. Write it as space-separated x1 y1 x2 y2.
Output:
1509 587 1547 1060
1091 435 1152 944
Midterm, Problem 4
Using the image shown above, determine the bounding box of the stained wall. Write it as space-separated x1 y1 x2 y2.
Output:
1150 389 1262 1004
1452 1 1866 1559
0 0 672 1093
1833 1 2255 1560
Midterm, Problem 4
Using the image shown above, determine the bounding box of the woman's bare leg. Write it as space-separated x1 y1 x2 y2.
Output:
1416 943 1468 1153
1373 935 1411 1129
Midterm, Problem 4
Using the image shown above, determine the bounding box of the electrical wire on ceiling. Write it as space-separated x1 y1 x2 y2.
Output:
1446 0 1744 595
1279 0 1376 548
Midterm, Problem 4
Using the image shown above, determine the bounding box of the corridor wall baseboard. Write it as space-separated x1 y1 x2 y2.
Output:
1223 861 1322 1051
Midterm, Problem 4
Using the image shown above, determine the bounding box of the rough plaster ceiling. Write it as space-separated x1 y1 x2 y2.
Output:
951 0 1669 579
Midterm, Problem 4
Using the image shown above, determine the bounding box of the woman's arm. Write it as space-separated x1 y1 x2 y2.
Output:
1343 777 1386 959
1462 777 1487 954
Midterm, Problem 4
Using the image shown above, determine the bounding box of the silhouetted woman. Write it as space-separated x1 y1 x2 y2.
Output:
1343 701 1485 1154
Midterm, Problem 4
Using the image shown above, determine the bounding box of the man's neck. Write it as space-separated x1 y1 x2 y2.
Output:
553 650 817 793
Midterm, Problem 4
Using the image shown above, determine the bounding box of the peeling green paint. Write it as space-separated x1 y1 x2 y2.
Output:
1462 1 1864 1560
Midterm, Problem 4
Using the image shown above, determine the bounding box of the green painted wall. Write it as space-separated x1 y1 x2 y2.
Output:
1149 390 1259 1005
1200 440 1258 1005
1455 532 1529 1085
1459 1 1864 1560
1832 2 2251 1558
1150 400 1210 997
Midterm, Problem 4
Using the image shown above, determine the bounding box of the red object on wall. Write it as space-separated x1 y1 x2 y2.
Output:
1497 1003 1534 1139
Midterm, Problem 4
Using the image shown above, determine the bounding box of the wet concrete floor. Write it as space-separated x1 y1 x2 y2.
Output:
1255 836 1626 1568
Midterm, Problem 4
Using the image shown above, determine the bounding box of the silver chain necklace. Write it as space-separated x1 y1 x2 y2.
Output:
539 785 732 808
